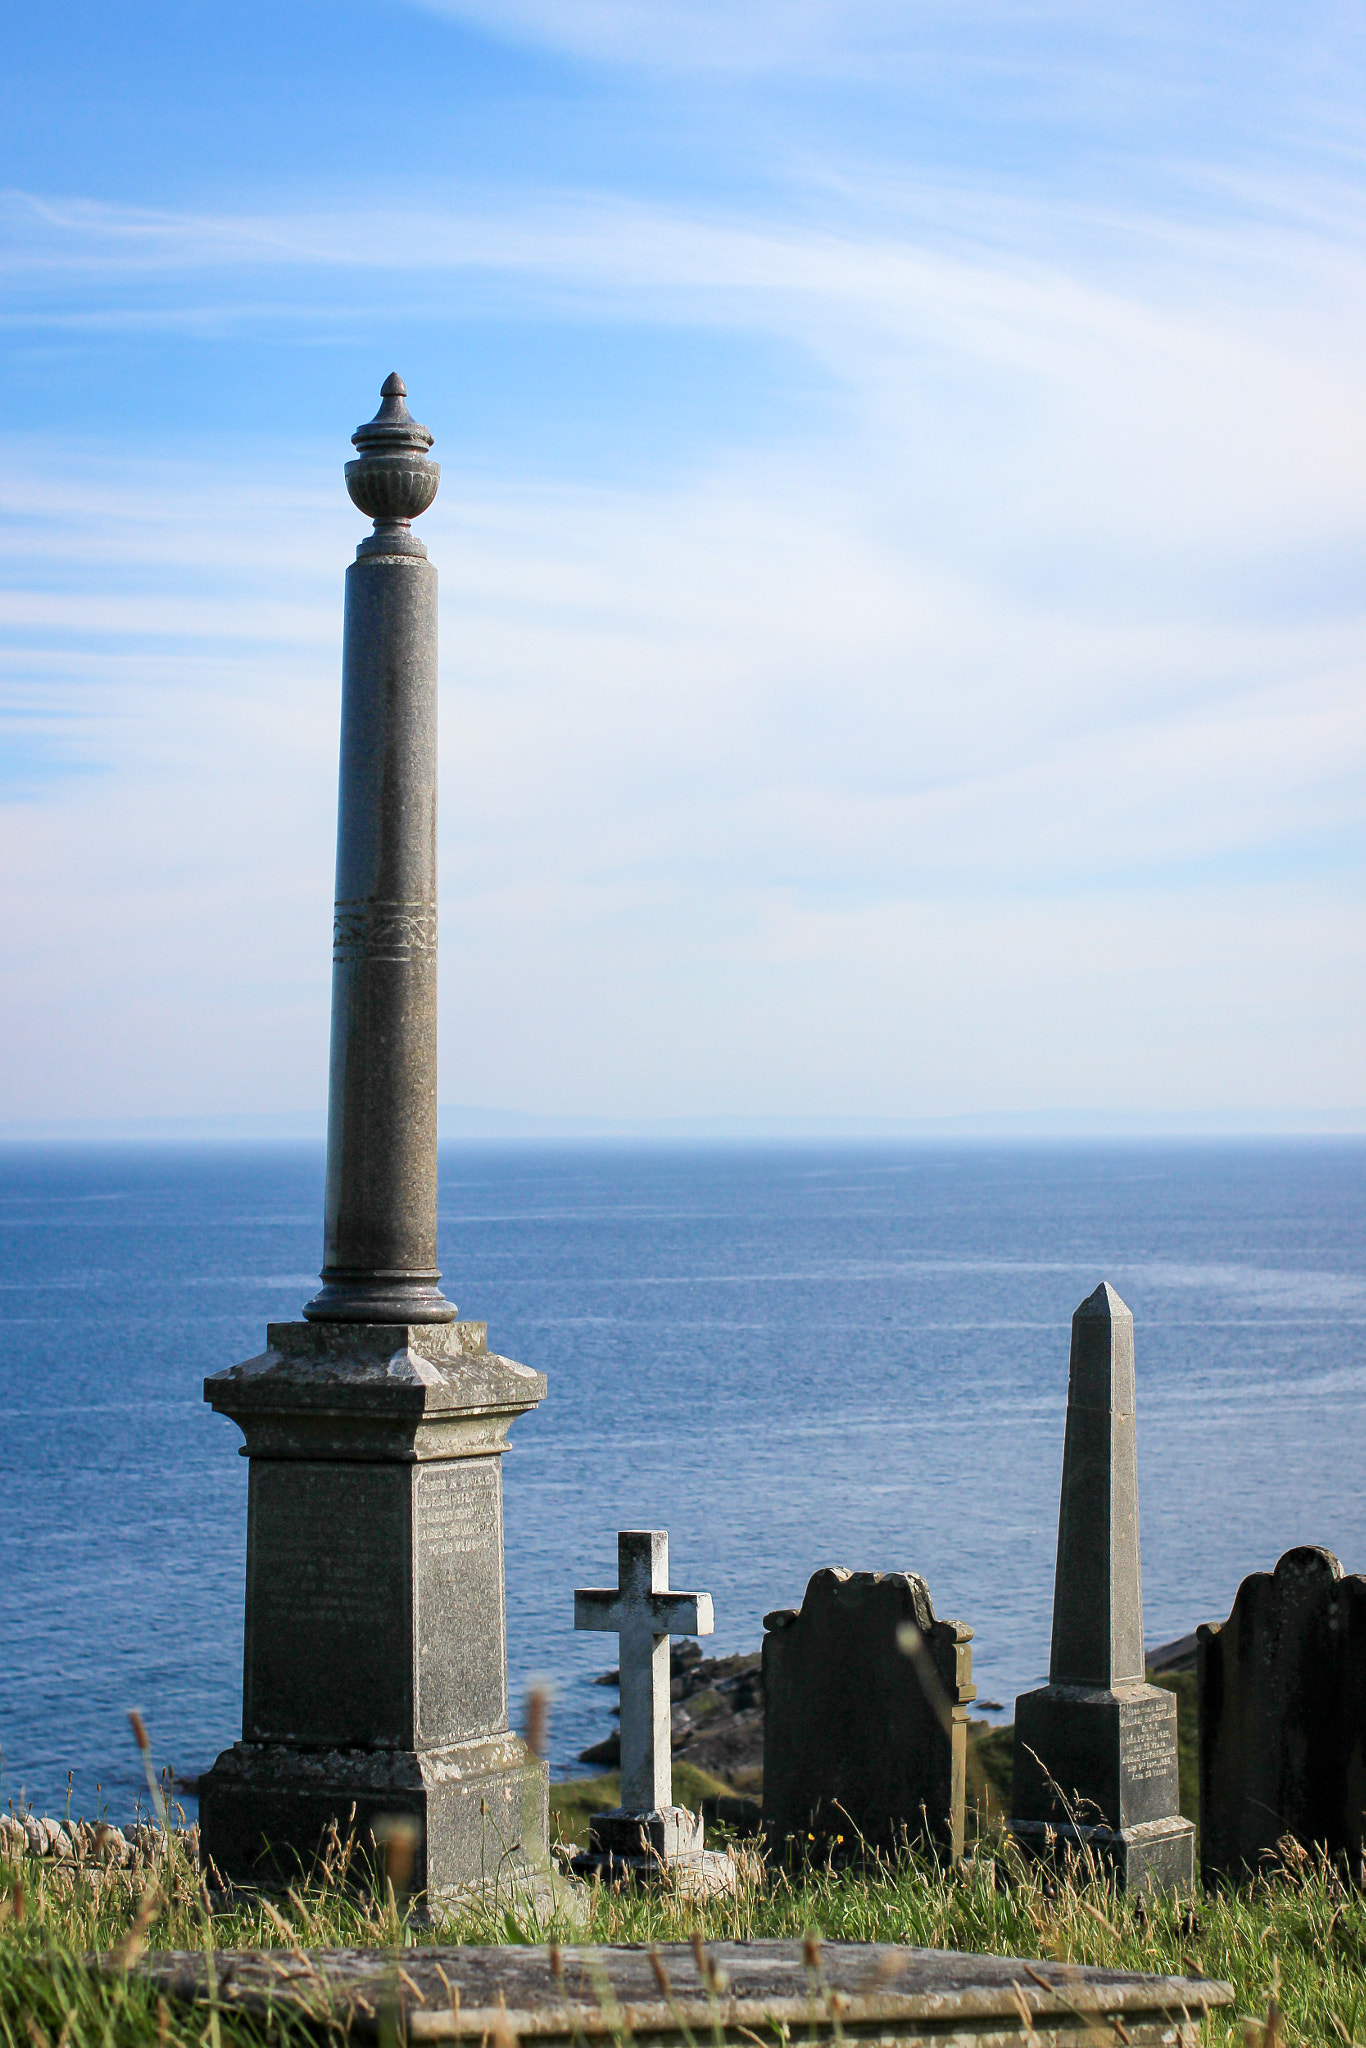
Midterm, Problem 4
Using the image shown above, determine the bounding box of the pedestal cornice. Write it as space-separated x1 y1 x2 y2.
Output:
205 1320 547 1461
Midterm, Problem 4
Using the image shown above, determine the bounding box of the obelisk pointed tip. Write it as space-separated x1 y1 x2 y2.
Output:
1075 1279 1131 1323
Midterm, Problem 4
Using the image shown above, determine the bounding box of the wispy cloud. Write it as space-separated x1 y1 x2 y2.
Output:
398 0 976 76
1 414 1361 1118
5 175 1364 550
395 0 1361 111
1 2 1363 1122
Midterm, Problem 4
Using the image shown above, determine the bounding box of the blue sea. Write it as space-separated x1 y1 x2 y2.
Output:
1 1140 1364 1825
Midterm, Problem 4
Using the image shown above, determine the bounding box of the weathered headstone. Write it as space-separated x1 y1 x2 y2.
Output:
198 378 549 1910
761 1568 975 1859
126 1937 1234 2046
572 1530 715 1875
1012 1282 1194 1892
1198 1545 1366 1884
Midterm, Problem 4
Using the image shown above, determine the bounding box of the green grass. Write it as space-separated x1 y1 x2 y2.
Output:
5 1821 1366 2048
0 1673 1254 2048
968 1721 1015 1820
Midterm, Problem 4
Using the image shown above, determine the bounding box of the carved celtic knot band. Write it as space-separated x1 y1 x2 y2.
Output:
333 898 436 961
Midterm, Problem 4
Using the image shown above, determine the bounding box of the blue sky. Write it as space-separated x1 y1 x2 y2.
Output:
2 2 1364 1126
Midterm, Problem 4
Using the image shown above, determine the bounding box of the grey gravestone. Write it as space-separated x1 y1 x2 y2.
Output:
126 1938 1233 2046
1198 1545 1366 1884
1012 1283 1194 1893
762 1568 975 1859
198 381 548 1911
572 1531 719 1878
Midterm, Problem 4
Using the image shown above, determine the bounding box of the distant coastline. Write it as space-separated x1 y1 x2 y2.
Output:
3 1109 1365 1144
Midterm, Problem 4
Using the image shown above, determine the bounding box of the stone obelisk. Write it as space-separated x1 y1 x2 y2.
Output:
1011 1282 1195 1892
198 377 548 1908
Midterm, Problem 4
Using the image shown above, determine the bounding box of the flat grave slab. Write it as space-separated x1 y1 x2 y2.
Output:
121 1937 1231 2045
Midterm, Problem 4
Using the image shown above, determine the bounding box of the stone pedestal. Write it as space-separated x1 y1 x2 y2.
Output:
1012 1684 1196 1891
198 1320 548 1908
1011 1283 1194 1892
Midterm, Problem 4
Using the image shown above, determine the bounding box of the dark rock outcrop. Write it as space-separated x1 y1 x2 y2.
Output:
578 1646 764 1781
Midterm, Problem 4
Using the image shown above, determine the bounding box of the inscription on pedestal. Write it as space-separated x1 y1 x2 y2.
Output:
244 1462 411 1748
418 1461 499 1556
414 1458 506 1744
1124 1699 1172 1779
1119 1689 1180 1826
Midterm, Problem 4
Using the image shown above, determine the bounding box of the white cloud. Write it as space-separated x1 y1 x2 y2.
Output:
389 1 997 78
1 122 1364 1120
1 416 1361 1121
388 0 1361 112
7 176 1365 568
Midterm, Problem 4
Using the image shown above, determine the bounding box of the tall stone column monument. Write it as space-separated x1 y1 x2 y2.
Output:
198 377 548 1907
1011 1283 1195 1892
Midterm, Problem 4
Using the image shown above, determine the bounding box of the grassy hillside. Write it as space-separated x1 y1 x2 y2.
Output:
3 1818 1362 2047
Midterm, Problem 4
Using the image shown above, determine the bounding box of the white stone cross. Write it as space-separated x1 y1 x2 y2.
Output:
575 1530 714 1812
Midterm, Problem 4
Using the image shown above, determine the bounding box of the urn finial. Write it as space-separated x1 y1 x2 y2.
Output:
345 373 440 557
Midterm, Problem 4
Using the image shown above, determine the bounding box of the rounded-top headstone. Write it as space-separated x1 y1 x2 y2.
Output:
345 373 441 553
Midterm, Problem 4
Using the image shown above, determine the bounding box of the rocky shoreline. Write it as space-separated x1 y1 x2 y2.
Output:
578 1640 765 1784
575 1631 1201 1799
2 1636 1200 1856
0 1815 199 1867
575 1639 1001 1791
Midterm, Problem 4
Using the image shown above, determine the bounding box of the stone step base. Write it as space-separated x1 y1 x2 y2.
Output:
198 1734 546 1901
567 1845 738 1896
1009 1813 1197 1894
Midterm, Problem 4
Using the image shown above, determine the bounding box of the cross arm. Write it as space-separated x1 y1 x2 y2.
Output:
574 1589 714 1636
649 1591 714 1636
574 1590 626 1631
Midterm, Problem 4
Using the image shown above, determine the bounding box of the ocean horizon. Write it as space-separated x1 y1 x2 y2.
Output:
3 1109 1365 1144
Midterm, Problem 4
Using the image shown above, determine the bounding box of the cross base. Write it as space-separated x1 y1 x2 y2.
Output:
569 1807 738 1895
588 1804 704 1862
